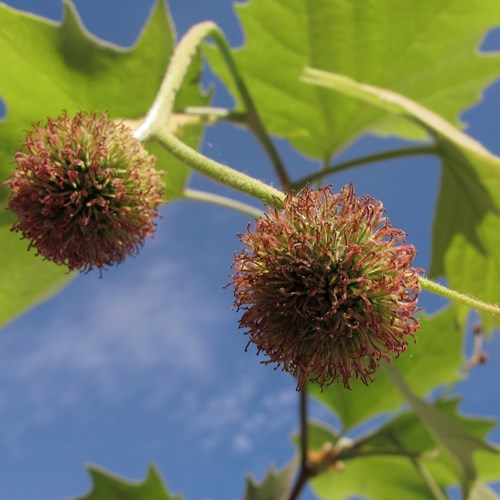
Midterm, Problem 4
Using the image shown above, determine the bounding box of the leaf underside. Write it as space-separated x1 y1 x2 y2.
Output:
208 0 500 160
74 465 181 500
301 67 500 330
0 0 207 327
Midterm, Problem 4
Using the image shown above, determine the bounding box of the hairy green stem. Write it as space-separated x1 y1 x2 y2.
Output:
154 126 284 205
157 120 500 319
134 18 500 318
134 22 212 142
293 145 438 189
420 277 500 317
134 21 289 189
184 188 263 218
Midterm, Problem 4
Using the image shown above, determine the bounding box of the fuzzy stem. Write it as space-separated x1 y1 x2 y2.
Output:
134 22 213 142
154 126 284 205
134 19 500 315
157 121 500 319
420 277 500 317
293 145 438 190
134 21 289 189
184 188 263 218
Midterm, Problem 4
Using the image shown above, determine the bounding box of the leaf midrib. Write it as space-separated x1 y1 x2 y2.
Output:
327 0 487 156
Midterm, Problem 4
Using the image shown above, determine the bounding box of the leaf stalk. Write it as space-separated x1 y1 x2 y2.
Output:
293 145 438 190
420 277 500 318
134 21 289 189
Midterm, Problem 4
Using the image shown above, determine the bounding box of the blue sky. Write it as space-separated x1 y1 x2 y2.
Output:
0 1 499 499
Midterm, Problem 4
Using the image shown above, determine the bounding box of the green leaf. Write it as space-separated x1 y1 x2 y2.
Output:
207 0 500 159
244 458 298 500
0 1 207 327
469 481 500 500
0 211 70 327
310 306 463 430
353 397 496 458
475 450 500 483
302 67 500 330
305 420 340 451
73 465 181 500
306 401 499 499
311 453 441 500
385 367 497 495
0 0 172 191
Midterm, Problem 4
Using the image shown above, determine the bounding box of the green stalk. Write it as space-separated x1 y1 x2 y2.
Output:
184 188 263 218
155 124 500 318
154 126 284 206
134 21 290 189
133 22 212 142
293 145 438 190
420 277 500 317
137 22 500 320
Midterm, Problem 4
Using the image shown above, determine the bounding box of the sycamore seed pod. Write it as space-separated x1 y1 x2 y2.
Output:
5 110 164 273
231 185 421 389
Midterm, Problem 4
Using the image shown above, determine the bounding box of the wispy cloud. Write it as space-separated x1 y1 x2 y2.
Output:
0 250 299 456
0 258 223 438
180 371 297 454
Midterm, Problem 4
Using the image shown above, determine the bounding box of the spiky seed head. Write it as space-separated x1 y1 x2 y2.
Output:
5 110 164 273
231 185 421 389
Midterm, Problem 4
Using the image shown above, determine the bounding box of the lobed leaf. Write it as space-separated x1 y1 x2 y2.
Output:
208 0 500 159
243 457 297 500
73 465 181 500
306 400 499 499
302 67 500 330
0 1 207 327
385 368 497 495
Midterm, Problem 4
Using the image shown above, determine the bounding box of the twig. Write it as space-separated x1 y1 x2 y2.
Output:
184 188 262 218
134 21 291 190
289 386 314 500
293 145 437 190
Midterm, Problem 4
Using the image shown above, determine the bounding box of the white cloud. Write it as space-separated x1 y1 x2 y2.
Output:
183 374 297 454
0 259 222 437
232 433 253 453
0 232 300 457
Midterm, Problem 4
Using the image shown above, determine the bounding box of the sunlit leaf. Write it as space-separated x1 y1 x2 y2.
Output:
311 452 440 500
208 0 500 159
73 465 181 500
244 458 297 500
306 400 500 499
353 397 496 459
302 67 500 330
0 0 207 327
385 367 497 495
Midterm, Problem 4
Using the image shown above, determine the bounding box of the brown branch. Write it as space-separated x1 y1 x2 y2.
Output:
289 386 314 500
